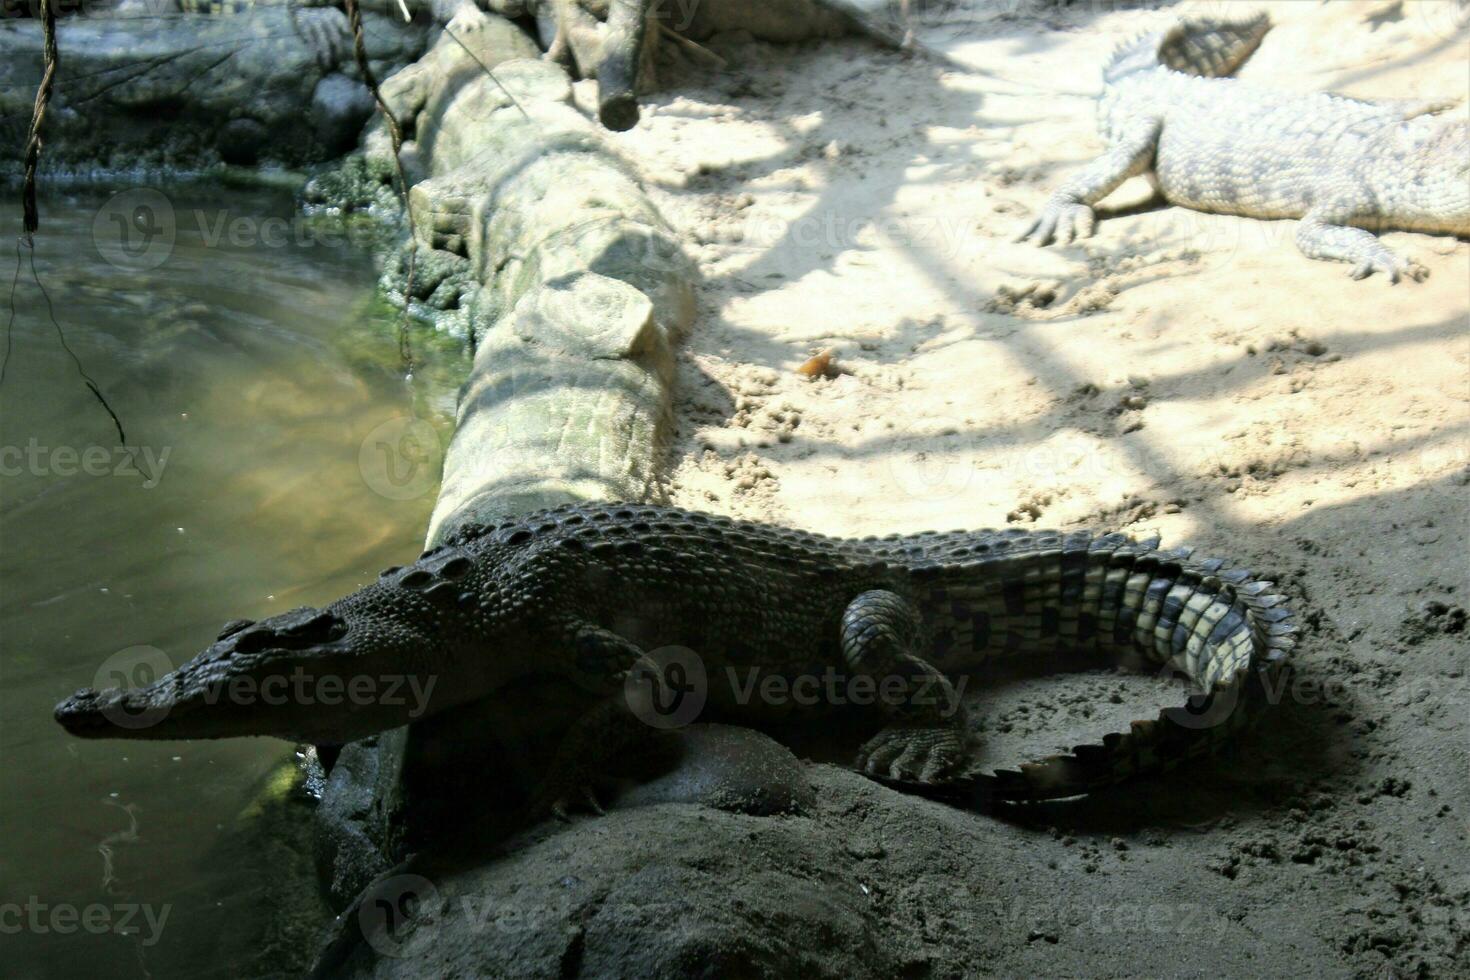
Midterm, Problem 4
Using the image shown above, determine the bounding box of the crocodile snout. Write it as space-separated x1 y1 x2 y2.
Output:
54 687 126 736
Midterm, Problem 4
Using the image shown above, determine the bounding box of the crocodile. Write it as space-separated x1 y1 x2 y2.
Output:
1017 13 1470 282
55 503 1295 807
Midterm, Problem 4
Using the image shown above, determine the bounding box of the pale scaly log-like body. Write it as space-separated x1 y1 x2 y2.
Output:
55 503 1295 805
1019 14 1470 282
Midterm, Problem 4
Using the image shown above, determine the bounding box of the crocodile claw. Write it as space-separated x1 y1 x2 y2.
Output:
1349 252 1428 284
540 783 607 824
1016 199 1097 247
856 726 965 784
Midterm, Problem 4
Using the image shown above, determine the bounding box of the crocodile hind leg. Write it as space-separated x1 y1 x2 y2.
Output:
1297 204 1428 283
842 590 967 783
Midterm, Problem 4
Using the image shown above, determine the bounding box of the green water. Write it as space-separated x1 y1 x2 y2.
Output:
0 187 460 977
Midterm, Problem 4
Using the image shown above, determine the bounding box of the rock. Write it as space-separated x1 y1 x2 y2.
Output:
323 770 903 979
617 724 816 815
314 736 395 910
219 117 269 167
311 73 376 158
0 10 427 172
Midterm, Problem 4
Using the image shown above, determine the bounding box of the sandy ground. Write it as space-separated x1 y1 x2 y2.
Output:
576 0 1467 974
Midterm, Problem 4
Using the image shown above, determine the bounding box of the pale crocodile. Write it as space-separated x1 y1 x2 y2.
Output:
55 503 1295 808
1018 14 1470 282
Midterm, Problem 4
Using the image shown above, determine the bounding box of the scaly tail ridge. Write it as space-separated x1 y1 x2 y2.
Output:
975 536 1294 802
1105 12 1271 83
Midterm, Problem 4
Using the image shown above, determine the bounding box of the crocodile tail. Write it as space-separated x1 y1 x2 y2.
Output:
971 534 1295 804
1105 12 1271 83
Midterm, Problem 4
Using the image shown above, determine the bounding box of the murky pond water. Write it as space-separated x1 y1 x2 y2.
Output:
0 187 460 978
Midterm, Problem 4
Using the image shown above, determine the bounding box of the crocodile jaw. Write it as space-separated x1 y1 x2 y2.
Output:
53 605 452 744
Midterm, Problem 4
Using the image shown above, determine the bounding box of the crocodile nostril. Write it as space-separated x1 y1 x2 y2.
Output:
424 582 458 603
281 611 341 639
438 555 472 580
399 569 435 590
233 629 278 654
217 619 256 641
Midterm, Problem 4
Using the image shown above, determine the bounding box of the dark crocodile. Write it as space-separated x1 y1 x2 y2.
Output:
55 503 1295 806
1018 13 1470 282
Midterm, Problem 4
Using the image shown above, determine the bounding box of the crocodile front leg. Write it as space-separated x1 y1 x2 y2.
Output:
1296 204 1428 283
1016 116 1162 246
842 590 967 783
529 623 668 820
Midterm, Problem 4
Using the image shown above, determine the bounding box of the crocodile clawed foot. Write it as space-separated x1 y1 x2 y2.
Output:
1015 200 1097 247
549 785 606 823
531 778 608 824
1350 252 1428 284
856 725 965 784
